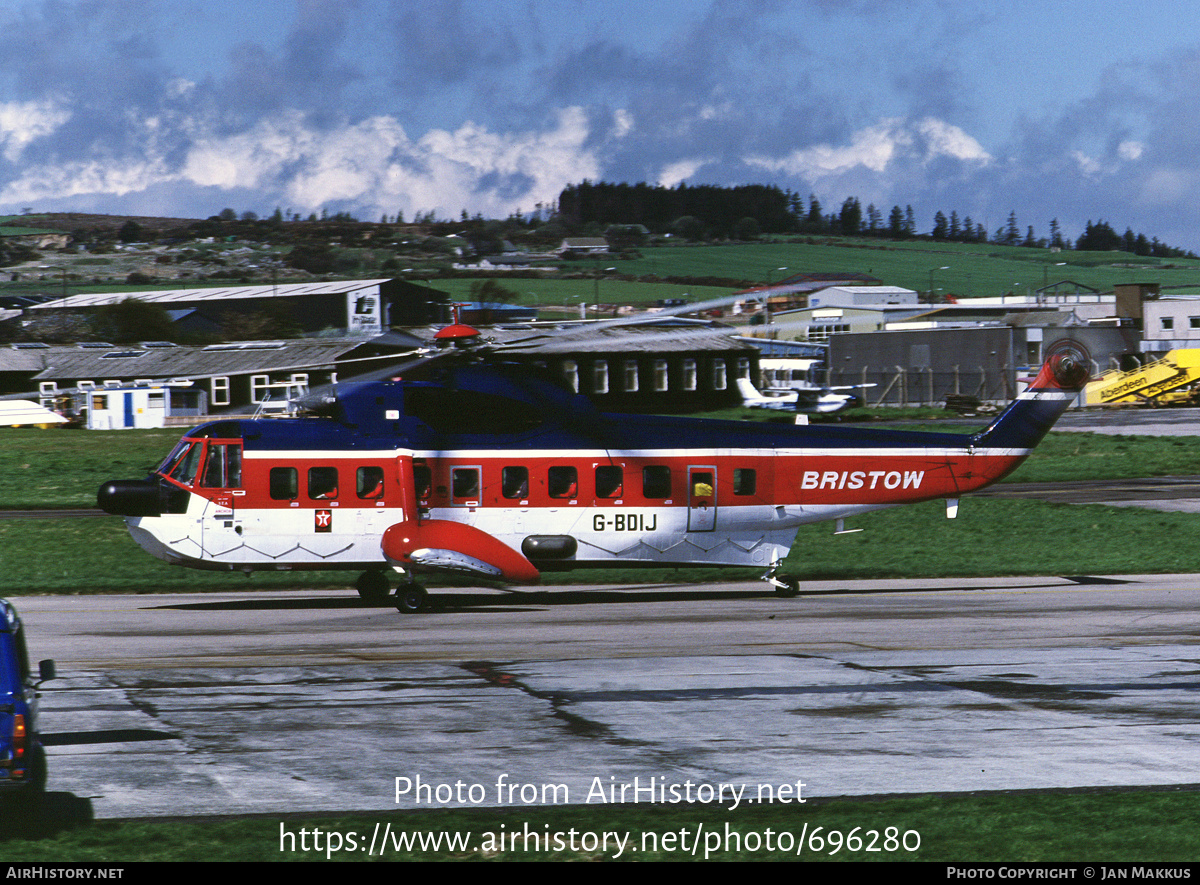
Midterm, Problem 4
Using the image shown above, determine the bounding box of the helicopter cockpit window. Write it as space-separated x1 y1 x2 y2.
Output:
502 467 529 499
200 443 243 489
548 466 577 499
167 442 203 486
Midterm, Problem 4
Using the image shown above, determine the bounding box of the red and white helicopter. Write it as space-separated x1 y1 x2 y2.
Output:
97 326 1090 613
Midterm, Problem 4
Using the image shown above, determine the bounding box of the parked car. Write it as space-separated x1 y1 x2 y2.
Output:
0 599 54 803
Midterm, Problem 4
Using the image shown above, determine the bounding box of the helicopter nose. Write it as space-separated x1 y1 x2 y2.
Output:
97 480 164 517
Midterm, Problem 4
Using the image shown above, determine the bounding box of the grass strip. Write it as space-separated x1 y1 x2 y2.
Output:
4 787 1199 861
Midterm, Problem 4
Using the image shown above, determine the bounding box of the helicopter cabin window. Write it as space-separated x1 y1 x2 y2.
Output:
592 360 609 395
502 467 529 499
654 359 669 392
412 464 432 503
548 466 578 499
452 467 480 502
270 467 298 500
595 465 623 498
200 443 243 489
712 359 727 390
357 466 384 499
308 467 338 500
733 468 757 496
642 466 672 499
562 360 579 393
624 360 639 392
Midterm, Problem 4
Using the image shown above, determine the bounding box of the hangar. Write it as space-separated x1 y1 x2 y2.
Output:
26 278 448 336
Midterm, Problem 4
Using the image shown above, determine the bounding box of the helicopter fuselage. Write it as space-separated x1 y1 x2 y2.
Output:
98 347 1087 605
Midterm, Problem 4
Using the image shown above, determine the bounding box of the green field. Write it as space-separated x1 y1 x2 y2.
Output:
5 787 1200 861
317 238 1200 305
11 234 1200 309
616 238 1200 300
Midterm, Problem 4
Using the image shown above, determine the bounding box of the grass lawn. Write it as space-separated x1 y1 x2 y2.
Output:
5 788 1199 861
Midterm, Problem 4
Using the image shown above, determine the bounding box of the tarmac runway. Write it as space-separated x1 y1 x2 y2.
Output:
17 576 1200 819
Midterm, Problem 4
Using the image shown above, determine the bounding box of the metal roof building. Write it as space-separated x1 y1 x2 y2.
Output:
27 278 448 335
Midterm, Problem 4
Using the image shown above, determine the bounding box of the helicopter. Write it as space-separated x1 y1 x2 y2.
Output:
97 324 1090 613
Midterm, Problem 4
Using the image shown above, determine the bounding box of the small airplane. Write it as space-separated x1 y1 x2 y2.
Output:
97 328 1090 612
736 377 874 414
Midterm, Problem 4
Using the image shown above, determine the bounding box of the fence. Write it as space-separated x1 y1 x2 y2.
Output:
828 365 1017 408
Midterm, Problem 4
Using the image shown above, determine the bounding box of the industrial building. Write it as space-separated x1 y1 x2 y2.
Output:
26 279 448 336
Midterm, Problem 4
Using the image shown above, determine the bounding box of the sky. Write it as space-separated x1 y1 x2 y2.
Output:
2 0 1200 248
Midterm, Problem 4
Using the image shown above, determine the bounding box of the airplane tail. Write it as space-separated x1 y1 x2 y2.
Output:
970 340 1090 452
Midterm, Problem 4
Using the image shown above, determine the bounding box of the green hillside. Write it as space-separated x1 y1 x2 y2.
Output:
617 237 1200 300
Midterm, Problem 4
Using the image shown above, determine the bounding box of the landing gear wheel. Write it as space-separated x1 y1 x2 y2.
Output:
356 570 391 602
774 576 800 598
395 583 429 613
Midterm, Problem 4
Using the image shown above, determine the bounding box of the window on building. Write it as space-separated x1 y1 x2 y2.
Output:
250 374 273 404
1190 317 1200 330
711 359 727 390
562 360 579 393
737 357 750 379
1162 317 1175 331
592 360 609 394
654 359 669 392
211 376 230 406
807 323 850 341
682 359 697 391
624 360 639 392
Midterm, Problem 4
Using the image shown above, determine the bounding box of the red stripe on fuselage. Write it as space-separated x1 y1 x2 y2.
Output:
169 446 1024 512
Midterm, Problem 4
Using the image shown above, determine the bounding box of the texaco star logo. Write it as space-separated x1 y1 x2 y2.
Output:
315 509 332 532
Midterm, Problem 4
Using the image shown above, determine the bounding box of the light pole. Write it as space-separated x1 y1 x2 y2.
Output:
928 266 949 302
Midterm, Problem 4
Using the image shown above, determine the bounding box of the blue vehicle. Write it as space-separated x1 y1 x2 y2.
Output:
0 599 54 802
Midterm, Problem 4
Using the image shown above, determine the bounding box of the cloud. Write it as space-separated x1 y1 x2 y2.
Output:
746 117 990 180
0 100 71 162
0 105 611 220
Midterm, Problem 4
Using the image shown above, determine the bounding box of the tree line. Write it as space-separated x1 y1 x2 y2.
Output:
557 181 1195 258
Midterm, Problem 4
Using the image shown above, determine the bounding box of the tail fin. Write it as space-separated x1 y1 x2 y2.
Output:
971 340 1090 451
